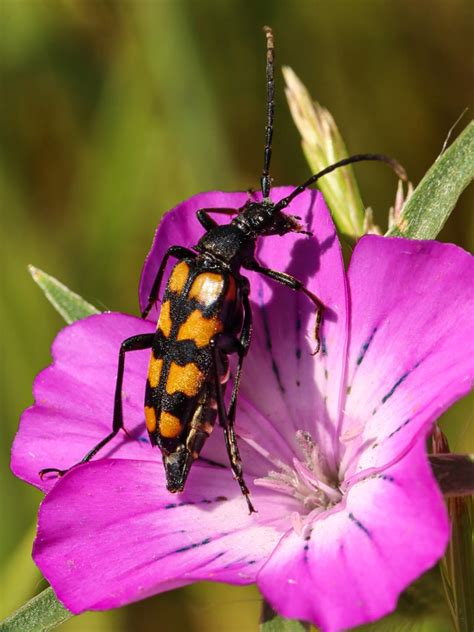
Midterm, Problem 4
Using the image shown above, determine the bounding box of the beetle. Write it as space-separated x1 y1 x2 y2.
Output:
40 27 405 513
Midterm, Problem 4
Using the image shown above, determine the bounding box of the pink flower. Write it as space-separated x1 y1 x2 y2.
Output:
12 189 474 631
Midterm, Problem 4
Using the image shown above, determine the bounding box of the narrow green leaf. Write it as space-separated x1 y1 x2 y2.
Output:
0 587 71 632
260 601 310 632
386 121 474 239
29 265 99 324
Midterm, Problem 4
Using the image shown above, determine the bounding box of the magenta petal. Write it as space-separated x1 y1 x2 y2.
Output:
34 459 286 613
237 190 348 469
139 191 250 321
257 439 449 632
342 236 474 476
11 313 155 492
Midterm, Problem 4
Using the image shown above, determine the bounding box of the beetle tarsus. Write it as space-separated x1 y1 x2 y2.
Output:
39 467 67 480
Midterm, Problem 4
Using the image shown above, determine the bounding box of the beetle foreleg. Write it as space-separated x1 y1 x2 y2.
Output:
196 207 239 231
39 333 154 480
244 260 324 355
141 245 196 319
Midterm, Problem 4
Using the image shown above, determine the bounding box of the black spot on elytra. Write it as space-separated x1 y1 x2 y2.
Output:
356 327 378 366
348 512 371 538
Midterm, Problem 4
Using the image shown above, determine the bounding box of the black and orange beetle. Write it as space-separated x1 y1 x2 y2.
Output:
40 27 405 513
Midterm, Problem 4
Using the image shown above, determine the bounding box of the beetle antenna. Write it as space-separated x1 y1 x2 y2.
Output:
261 26 275 201
273 153 407 212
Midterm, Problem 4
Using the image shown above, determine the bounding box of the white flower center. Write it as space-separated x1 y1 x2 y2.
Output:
253 430 343 520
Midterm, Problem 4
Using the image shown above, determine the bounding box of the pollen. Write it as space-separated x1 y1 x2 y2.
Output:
177 310 223 348
157 300 172 337
168 261 189 294
189 273 224 307
166 362 204 397
144 406 157 432
159 411 182 438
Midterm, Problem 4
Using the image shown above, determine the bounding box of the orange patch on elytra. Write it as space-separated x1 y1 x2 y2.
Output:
168 261 189 294
159 411 182 438
177 310 223 348
148 355 163 388
157 300 172 337
189 273 224 307
144 406 157 432
166 362 204 397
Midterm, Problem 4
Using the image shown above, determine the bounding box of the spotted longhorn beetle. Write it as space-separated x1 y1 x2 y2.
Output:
40 27 406 513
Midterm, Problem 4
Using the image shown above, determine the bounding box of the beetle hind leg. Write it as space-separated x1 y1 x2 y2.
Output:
210 332 256 515
39 333 154 480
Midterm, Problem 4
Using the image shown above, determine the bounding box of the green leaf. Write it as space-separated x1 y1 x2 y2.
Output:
386 121 474 239
0 587 71 632
29 265 99 324
260 601 310 632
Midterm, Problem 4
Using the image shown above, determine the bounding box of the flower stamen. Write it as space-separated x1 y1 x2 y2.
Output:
254 430 343 521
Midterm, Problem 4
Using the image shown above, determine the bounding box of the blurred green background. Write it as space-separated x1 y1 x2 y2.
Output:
1 1 472 630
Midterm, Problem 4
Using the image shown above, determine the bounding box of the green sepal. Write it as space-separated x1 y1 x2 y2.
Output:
0 587 71 632
386 121 474 239
29 265 100 324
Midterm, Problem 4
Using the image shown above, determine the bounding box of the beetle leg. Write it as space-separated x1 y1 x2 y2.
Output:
196 207 239 231
39 333 155 480
141 245 196 319
210 333 256 514
244 260 324 354
227 284 252 425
